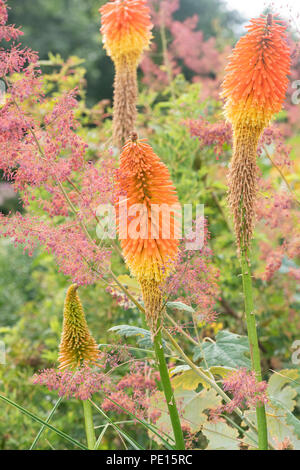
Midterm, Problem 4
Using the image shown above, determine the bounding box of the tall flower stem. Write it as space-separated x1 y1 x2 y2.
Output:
153 321 185 450
240 246 268 450
82 400 96 450
221 13 290 449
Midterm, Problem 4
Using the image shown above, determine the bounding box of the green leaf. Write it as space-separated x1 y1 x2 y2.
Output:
267 413 300 450
203 421 240 450
181 388 222 433
243 370 300 450
0 393 88 450
267 369 300 442
170 365 236 391
94 423 109 450
166 301 195 313
285 409 300 439
268 369 299 412
150 387 222 444
109 324 153 349
270 397 300 441
171 368 211 390
209 366 236 378
193 331 251 369
243 406 300 450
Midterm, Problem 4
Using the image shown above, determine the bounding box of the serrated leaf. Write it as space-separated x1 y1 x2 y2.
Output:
171 369 210 390
203 421 240 450
243 406 300 450
193 331 251 369
182 388 222 433
268 369 299 393
268 369 299 412
109 324 153 349
149 387 222 444
242 370 300 450
271 396 300 440
170 365 236 391
209 366 236 378
166 301 195 313
267 417 300 450
285 409 300 439
170 365 236 390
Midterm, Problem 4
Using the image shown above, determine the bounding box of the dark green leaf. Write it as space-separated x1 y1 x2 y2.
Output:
193 330 251 369
109 324 154 349
166 301 195 313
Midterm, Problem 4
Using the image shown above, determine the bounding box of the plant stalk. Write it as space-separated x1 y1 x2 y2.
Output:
153 322 185 450
240 247 268 450
82 400 96 450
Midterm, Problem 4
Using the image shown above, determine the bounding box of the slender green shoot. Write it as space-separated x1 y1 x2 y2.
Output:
82 400 96 450
153 322 185 450
240 247 268 450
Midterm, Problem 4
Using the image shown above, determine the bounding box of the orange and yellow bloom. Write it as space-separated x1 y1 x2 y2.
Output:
222 15 291 130
100 0 152 69
100 1 152 147
116 134 180 329
222 15 291 249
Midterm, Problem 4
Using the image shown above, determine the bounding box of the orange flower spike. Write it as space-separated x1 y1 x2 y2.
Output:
221 15 291 449
222 15 291 250
222 14 291 129
100 0 152 67
100 1 153 147
116 134 180 329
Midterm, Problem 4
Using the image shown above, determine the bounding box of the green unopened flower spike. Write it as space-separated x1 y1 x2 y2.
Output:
58 284 100 370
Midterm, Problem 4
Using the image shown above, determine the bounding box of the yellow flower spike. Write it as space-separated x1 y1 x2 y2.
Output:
221 14 291 250
100 0 152 148
58 285 100 370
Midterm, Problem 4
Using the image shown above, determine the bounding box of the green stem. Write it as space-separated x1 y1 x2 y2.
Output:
240 247 268 450
153 322 185 450
82 400 96 450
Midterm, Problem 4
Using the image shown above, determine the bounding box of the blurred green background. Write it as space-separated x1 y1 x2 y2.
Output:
7 0 242 104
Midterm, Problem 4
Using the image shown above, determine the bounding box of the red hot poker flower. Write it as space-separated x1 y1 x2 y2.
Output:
221 15 291 250
116 134 180 330
100 0 152 147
